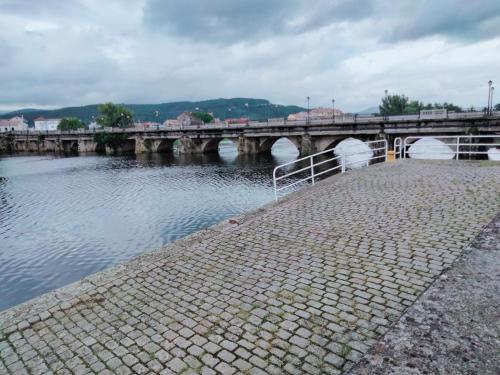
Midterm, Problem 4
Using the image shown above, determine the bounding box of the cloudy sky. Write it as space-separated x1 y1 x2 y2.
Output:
1 0 499 112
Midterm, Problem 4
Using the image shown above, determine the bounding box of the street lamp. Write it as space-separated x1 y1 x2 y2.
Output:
332 99 335 123
306 96 310 124
487 80 493 115
491 87 495 114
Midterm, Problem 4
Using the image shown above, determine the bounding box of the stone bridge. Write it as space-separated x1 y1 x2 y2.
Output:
2 116 500 156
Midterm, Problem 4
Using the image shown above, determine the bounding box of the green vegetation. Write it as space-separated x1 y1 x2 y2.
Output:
93 132 129 151
58 117 86 131
192 111 214 123
495 103 500 111
96 103 134 128
379 94 410 116
379 94 463 116
0 98 304 126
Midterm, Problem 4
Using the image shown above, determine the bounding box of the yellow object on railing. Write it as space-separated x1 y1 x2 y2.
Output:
386 150 395 162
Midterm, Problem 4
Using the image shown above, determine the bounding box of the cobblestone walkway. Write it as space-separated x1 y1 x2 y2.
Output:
0 160 499 375
347 214 500 375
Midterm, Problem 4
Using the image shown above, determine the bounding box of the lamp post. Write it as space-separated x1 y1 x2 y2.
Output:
487 80 493 115
306 96 310 124
491 87 495 114
332 99 335 123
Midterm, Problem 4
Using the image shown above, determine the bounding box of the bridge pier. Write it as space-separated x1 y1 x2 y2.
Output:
237 135 312 156
77 139 98 153
176 135 203 154
135 136 174 154
237 136 261 154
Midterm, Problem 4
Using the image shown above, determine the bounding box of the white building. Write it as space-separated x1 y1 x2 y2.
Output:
287 108 343 121
88 122 101 130
34 117 61 131
0 116 29 132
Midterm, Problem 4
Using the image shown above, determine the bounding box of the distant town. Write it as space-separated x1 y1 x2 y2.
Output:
0 107 344 133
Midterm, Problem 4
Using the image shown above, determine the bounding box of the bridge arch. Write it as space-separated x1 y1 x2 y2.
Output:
61 140 79 154
260 137 301 154
156 139 174 153
202 138 223 153
320 135 379 152
200 138 238 154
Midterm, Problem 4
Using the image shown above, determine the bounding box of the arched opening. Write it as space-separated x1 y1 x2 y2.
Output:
172 139 181 154
156 139 174 153
61 140 79 154
322 137 350 152
202 138 222 153
218 138 238 160
260 137 300 158
406 137 456 160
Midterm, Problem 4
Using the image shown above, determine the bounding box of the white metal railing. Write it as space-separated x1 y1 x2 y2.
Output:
393 137 403 159
402 135 500 159
273 139 387 200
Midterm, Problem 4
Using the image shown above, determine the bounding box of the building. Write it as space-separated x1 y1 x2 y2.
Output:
287 108 343 121
163 119 179 127
88 122 102 130
34 117 61 131
0 116 29 132
176 112 203 127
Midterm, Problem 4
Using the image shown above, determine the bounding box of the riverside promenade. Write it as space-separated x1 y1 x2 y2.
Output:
1 160 499 375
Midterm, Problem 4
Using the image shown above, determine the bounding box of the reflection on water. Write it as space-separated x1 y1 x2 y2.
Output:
0 139 300 310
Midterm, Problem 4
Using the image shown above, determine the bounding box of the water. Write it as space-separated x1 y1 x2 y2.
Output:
0 140 299 311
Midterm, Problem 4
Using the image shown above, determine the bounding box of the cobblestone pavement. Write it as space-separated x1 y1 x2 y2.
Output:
347 214 500 375
0 160 499 375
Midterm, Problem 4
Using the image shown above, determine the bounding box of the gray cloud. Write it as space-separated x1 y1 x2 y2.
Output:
383 0 500 42
143 0 374 43
0 0 83 17
0 0 499 112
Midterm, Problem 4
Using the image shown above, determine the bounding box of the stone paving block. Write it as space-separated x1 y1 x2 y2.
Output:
0 161 498 374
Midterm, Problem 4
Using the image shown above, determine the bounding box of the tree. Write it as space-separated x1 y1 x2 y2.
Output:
58 117 86 131
495 103 500 111
434 102 463 112
405 100 425 114
379 94 464 116
379 94 409 116
93 132 128 150
192 112 214 123
96 103 134 128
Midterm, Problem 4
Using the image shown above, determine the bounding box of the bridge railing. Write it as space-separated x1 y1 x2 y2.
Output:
394 137 403 159
2 111 500 136
402 135 500 159
273 139 387 200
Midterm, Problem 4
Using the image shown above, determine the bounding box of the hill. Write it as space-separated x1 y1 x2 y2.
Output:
0 98 304 126
357 106 379 115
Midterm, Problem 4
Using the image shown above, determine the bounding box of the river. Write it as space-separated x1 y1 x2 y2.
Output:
0 140 299 311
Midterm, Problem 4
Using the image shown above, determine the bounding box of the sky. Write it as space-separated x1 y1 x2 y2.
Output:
0 0 499 112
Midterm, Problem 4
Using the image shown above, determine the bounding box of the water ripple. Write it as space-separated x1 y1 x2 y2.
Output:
0 139 300 310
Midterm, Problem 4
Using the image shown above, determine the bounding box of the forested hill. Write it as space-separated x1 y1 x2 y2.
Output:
1 98 304 126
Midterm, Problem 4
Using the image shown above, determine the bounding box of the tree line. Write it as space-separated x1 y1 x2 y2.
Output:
378 94 497 116
57 103 217 130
